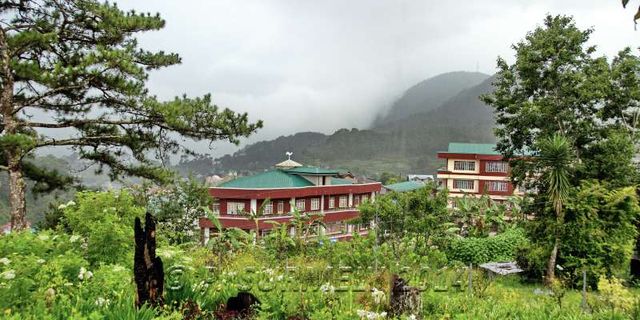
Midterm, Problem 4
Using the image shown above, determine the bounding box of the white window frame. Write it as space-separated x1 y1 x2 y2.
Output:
453 179 475 191
212 203 220 214
338 196 348 208
263 201 273 214
453 160 476 171
277 201 284 214
296 199 305 211
486 161 508 173
310 198 320 211
328 197 335 209
227 202 245 215
488 181 509 192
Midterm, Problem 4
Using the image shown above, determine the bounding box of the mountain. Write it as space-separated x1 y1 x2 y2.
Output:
213 132 328 173
205 72 497 177
373 71 490 126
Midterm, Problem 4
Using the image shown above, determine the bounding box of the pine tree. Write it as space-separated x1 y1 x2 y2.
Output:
0 1 262 230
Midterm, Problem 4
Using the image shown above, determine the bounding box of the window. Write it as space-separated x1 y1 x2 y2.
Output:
262 201 273 214
277 201 284 213
212 203 220 214
339 196 348 208
354 195 360 206
296 199 305 211
362 194 369 203
487 181 509 192
310 198 320 211
328 197 335 209
453 179 475 190
486 161 508 173
227 202 245 215
453 160 476 171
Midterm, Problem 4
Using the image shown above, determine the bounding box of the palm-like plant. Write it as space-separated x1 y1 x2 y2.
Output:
537 134 575 284
243 198 271 243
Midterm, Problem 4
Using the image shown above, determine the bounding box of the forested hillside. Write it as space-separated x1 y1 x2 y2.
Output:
208 72 497 176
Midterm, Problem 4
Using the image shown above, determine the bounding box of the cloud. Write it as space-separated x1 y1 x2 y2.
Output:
114 0 638 158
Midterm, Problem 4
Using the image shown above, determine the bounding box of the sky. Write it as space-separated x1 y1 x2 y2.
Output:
113 0 639 158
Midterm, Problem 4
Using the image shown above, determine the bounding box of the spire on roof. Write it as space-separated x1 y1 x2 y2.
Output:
275 152 303 169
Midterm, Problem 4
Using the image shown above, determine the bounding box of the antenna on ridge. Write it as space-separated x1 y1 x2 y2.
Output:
285 151 293 160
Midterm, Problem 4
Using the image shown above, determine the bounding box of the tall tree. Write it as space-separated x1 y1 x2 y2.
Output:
482 14 638 189
0 1 262 230
538 134 574 284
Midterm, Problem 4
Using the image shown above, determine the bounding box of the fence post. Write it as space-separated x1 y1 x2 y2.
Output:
581 269 588 311
468 263 472 295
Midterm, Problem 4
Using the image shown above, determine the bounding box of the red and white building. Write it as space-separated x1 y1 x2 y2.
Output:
436 143 522 204
199 158 381 243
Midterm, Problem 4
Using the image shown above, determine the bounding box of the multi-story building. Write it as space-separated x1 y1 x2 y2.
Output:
436 143 522 204
199 158 381 243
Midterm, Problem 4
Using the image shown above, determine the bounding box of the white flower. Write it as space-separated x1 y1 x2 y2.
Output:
70 235 80 243
0 258 10 265
66 201 76 207
78 267 93 280
37 259 46 264
408 315 417 320
556 264 564 271
95 297 110 307
276 275 284 281
371 287 386 305
320 283 335 295
1 270 15 280
58 204 67 210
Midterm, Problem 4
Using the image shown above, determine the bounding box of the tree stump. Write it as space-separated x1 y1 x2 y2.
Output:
389 274 421 318
134 212 164 308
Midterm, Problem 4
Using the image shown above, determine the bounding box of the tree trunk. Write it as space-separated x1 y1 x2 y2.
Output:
134 213 164 308
546 236 560 285
8 161 28 230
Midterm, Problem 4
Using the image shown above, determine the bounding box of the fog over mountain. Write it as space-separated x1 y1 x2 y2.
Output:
103 0 637 159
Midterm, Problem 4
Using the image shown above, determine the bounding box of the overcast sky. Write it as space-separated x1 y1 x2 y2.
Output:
114 0 639 158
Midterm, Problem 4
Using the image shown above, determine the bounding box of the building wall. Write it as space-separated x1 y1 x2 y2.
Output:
437 153 521 201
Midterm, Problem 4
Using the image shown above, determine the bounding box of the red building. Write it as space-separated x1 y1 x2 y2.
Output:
436 143 522 204
199 158 381 243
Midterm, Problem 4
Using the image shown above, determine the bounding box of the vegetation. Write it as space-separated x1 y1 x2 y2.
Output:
482 14 640 288
2 186 640 319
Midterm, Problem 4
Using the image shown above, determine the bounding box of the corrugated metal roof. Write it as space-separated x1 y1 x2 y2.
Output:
331 178 353 185
219 170 314 188
384 181 425 192
447 142 500 155
284 166 340 175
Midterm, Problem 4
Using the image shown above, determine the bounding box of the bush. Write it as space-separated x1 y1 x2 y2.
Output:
447 228 528 265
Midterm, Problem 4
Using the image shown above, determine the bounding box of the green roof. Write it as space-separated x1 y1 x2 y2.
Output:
331 178 353 185
384 181 425 192
447 142 499 155
219 170 314 189
284 166 340 175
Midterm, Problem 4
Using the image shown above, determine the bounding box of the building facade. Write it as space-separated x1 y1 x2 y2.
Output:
199 158 381 243
436 143 522 204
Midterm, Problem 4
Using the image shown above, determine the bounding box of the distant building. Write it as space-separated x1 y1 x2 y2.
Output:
436 143 522 204
382 180 425 194
407 174 433 182
199 157 382 243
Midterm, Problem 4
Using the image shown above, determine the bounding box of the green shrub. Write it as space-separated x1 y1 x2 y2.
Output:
447 228 529 265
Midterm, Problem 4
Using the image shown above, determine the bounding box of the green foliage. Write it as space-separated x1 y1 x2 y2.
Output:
447 228 529 265
142 177 212 245
63 190 145 266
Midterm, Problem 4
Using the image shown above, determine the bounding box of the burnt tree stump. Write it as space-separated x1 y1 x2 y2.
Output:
134 212 164 308
389 274 421 318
